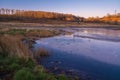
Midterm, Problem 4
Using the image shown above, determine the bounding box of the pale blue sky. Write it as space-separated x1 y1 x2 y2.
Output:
0 0 120 17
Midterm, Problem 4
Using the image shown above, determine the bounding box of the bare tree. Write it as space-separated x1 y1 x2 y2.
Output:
5 9 10 15
1 8 5 14
0 8 1 14
11 9 15 14
8 9 11 15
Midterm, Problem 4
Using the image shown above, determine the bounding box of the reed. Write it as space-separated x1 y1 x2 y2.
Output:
0 35 33 60
33 48 49 59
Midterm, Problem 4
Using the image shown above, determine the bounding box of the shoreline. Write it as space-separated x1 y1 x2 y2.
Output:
0 22 120 28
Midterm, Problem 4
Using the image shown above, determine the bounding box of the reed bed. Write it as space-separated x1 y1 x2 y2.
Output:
0 35 32 60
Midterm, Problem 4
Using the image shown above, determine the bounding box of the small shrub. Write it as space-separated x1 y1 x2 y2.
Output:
34 48 49 59
13 68 34 80
25 58 35 69
34 65 45 73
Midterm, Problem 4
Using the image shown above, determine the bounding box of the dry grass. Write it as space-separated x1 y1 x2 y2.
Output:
0 28 59 61
25 29 60 38
0 35 33 60
0 22 119 28
33 48 49 59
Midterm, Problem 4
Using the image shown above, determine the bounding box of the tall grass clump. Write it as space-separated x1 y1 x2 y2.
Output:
0 35 33 60
33 48 49 59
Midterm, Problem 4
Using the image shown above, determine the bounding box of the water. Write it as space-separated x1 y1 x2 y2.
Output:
34 28 120 80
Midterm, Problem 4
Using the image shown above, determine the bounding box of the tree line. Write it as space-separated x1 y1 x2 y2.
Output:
85 13 120 24
0 8 84 23
0 8 119 25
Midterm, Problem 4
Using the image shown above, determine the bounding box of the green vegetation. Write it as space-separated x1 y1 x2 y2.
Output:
57 74 68 80
35 72 56 80
13 68 34 80
0 28 61 37
4 29 26 35
0 48 69 80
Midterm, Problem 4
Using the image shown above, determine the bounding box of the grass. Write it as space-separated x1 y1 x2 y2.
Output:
57 74 68 80
33 48 49 59
13 68 35 80
0 28 61 38
0 28 62 49
26 29 61 38
0 28 60 59
0 22 119 29
2 29 26 35
34 65 45 73
0 50 69 80
0 35 32 60
0 28 26 35
35 72 57 80
0 29 79 80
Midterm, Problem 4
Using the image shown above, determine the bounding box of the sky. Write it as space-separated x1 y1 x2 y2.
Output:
0 0 120 18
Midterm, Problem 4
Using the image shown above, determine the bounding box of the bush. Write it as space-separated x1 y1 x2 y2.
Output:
34 48 49 59
13 68 34 80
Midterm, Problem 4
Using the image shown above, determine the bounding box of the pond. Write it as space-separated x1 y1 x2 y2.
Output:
34 28 120 80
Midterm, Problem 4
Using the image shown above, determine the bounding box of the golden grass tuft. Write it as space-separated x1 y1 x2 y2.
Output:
0 35 33 60
33 48 49 59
